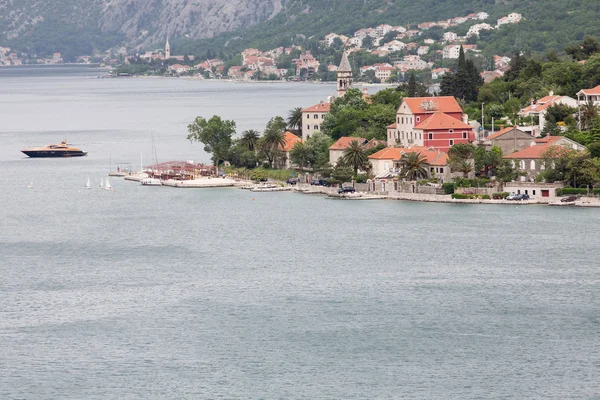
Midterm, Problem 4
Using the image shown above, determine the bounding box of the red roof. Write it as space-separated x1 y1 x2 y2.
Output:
387 123 397 129
487 126 523 140
368 146 449 165
303 102 331 113
519 95 564 115
402 96 463 114
578 85 600 95
415 112 472 130
280 131 302 152
329 136 367 150
503 143 568 160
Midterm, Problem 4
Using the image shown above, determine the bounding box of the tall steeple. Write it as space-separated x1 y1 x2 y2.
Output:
165 36 171 59
337 51 353 97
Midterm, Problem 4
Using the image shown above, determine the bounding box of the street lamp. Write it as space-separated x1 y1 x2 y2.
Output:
481 102 485 139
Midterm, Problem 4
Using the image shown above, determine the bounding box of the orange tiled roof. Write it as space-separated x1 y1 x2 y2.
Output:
330 136 367 150
415 111 472 130
534 135 562 144
387 123 397 129
488 126 519 140
368 146 449 165
403 96 463 114
280 131 302 152
578 85 600 95
503 143 569 159
302 102 331 113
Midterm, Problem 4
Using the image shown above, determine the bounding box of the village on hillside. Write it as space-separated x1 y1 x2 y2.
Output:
112 11 522 85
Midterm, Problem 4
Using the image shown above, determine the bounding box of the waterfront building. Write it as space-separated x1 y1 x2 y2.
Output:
278 131 303 169
387 96 474 152
301 101 330 141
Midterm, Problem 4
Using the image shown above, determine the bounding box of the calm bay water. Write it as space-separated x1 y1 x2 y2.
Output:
0 66 599 399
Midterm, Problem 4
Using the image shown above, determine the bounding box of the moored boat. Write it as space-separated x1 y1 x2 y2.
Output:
21 140 87 157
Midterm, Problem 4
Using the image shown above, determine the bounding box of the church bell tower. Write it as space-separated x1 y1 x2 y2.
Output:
165 37 171 59
337 51 353 97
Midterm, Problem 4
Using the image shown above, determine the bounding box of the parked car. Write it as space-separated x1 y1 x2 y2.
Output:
561 195 578 202
515 193 530 201
286 178 298 185
506 192 518 200
338 186 356 194
310 179 325 186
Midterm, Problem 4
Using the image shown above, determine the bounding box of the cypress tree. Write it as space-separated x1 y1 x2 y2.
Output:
407 72 417 97
465 59 483 102
440 74 456 96
455 46 469 100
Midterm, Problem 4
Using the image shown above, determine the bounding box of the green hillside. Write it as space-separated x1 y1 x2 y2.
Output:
177 0 600 58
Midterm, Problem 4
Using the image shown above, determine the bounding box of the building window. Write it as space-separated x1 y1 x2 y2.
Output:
314 114 318 119
397 117 399 124
520 160 525 169
449 129 454 133
449 139 454 145
314 125 318 130
416 116 420 122
462 132 467 139
419 133 422 139
307 124 310 130
530 160 536 170
440 168 444 173
533 190 536 195
428 133 433 140
307 114 310 119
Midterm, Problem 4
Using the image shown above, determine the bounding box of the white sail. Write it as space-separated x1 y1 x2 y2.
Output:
104 177 112 190
99 177 104 188
85 177 91 189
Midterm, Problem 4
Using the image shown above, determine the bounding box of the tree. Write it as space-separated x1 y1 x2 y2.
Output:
400 152 428 181
453 159 474 178
187 115 236 166
287 107 303 135
239 129 260 151
339 139 368 175
580 99 599 130
289 142 312 172
306 132 334 170
260 117 287 168
330 164 353 183
407 72 418 97
587 141 600 158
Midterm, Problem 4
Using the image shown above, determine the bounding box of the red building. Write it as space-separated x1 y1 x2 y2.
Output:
386 96 474 152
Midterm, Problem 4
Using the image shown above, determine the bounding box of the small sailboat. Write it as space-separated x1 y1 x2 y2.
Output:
85 177 91 189
99 177 104 188
27 181 34 189
104 177 112 191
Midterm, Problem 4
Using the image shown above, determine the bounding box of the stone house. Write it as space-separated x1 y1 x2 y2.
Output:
486 126 533 155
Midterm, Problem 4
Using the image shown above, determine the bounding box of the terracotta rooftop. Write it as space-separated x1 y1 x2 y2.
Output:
302 102 331 113
280 131 302 152
415 111 472 130
368 145 449 165
329 136 367 150
503 143 569 160
402 96 463 114
577 85 600 95
487 126 528 140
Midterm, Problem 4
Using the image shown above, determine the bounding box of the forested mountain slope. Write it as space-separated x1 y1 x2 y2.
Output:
2 0 600 58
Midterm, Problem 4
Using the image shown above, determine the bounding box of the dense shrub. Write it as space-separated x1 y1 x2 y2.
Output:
443 182 456 194
451 193 491 200
557 187 588 196
354 173 369 183
492 192 510 199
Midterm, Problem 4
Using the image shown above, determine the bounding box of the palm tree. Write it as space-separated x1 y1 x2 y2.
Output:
287 107 303 135
484 150 503 176
340 140 367 175
400 152 428 181
290 142 312 172
240 129 260 151
260 129 286 168
453 159 474 178
580 99 599 130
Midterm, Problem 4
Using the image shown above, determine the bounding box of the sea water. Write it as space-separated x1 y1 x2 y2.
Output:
0 66 599 399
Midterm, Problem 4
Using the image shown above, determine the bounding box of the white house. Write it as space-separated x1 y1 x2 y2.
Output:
518 91 578 136
497 13 523 27
443 32 458 42
467 23 494 37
